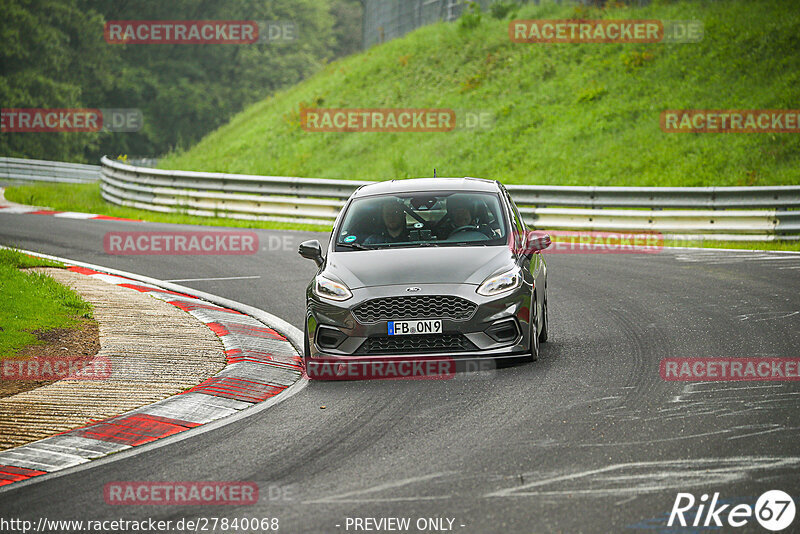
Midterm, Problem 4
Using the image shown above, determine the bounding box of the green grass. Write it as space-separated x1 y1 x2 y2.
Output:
0 249 93 359
160 0 800 187
4 182 332 232
0 247 62 268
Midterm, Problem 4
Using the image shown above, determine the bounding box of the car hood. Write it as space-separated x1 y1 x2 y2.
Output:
325 246 514 289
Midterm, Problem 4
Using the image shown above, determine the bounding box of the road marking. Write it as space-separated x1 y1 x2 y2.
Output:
52 211 97 219
165 275 261 282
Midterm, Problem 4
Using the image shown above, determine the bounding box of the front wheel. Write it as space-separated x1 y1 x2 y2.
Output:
539 292 548 343
303 322 312 375
529 298 540 362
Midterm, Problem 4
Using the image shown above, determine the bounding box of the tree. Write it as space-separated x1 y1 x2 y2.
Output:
1 0 363 162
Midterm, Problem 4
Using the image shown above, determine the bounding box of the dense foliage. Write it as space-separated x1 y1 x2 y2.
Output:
0 0 363 162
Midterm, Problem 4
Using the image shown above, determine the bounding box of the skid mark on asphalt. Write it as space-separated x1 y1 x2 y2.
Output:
670 381 800 408
672 381 781 402
304 472 453 504
533 379 800 446
736 310 799 321
484 457 800 498
299 458 800 503
576 424 800 447
584 381 800 423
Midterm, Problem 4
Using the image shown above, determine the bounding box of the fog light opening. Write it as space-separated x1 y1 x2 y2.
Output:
486 319 520 343
316 325 347 349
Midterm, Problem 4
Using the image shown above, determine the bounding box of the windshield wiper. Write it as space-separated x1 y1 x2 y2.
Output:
443 241 491 246
337 242 374 251
384 242 441 248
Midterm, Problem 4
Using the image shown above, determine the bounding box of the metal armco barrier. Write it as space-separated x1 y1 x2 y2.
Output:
94 156 797 241
0 157 100 184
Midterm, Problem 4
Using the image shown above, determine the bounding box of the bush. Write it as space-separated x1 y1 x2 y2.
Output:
489 1 519 20
459 1 483 30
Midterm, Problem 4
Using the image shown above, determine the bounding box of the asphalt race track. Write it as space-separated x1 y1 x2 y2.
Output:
2 212 799 533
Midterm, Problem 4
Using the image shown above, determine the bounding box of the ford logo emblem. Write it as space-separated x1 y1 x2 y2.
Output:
406 287 421 292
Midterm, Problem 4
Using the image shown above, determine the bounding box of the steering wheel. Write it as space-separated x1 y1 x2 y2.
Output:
449 225 480 234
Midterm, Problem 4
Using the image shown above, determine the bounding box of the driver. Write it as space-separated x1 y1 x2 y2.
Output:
364 199 409 244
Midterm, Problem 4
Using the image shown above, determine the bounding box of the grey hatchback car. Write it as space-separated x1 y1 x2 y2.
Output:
298 178 551 373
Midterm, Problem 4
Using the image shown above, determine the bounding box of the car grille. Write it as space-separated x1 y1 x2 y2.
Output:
352 296 477 324
355 334 476 355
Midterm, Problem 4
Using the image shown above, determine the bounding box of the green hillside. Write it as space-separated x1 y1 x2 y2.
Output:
161 0 800 187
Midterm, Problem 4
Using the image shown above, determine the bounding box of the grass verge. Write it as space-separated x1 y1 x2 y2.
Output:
5 182 799 251
662 239 800 252
0 248 93 359
160 0 800 187
4 182 332 232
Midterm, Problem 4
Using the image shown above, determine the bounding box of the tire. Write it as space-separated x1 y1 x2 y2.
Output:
303 322 312 376
529 296 540 362
539 290 548 343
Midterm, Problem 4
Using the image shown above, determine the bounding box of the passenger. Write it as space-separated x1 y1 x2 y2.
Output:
438 195 477 238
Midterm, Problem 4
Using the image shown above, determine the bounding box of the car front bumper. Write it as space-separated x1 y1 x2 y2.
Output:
305 282 534 361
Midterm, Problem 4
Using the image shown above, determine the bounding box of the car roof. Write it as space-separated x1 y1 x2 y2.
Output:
352 177 500 198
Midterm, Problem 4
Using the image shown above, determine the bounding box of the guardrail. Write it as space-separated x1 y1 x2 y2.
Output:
0 157 100 184
96 156 794 241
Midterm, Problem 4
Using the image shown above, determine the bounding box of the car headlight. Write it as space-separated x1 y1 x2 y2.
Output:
314 274 353 301
477 268 522 296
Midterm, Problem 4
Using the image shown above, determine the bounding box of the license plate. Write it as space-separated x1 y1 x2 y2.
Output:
388 319 443 336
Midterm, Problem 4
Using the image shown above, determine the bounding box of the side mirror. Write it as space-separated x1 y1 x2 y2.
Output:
299 239 324 267
525 231 551 254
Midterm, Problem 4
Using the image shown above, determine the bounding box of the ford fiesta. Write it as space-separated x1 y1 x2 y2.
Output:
298 178 551 374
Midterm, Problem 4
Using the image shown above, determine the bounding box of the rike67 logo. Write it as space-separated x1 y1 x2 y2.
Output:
668 490 796 531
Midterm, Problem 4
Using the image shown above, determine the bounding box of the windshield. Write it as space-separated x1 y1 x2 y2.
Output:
334 191 507 250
